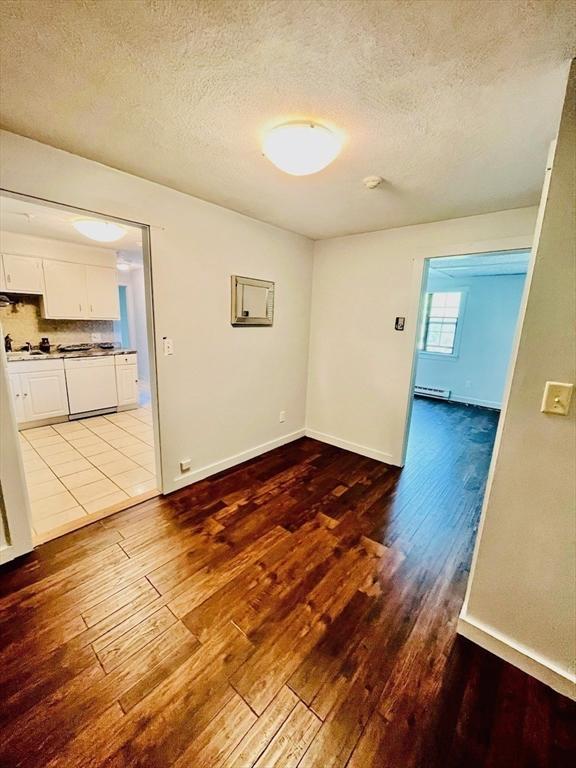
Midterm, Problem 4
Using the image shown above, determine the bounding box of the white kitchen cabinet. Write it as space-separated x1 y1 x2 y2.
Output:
23 369 69 420
116 365 138 406
8 360 69 425
9 373 27 422
2 254 44 294
86 265 120 319
42 260 88 319
42 260 119 320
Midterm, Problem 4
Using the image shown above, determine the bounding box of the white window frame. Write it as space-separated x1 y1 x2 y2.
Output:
418 288 468 360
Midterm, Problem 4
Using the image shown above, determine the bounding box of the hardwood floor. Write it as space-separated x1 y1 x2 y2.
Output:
1 398 574 767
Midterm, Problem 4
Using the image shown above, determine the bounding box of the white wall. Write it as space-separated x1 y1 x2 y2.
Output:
307 207 537 465
415 271 526 409
126 265 150 392
0 230 116 267
459 63 575 698
0 130 313 494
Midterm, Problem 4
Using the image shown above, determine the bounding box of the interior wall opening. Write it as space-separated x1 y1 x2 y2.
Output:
402 249 530 526
0 191 161 544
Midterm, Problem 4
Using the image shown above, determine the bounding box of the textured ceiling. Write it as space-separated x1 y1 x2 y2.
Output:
0 0 574 239
0 194 143 251
430 251 530 277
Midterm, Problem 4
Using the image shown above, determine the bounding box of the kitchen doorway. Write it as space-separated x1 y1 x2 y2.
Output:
0 191 162 544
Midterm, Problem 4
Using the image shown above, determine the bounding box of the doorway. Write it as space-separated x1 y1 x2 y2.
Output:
0 191 162 545
403 249 530 489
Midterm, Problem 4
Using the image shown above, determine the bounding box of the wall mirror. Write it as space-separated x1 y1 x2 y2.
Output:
231 275 274 326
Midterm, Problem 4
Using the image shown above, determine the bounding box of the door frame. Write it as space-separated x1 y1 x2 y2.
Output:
0 189 163 558
399 244 535 467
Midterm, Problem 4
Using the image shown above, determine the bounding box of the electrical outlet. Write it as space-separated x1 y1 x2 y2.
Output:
180 458 191 472
279 410 286 423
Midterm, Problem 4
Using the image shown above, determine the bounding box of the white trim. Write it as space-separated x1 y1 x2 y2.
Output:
416 393 501 410
171 429 306 489
305 429 395 464
0 344 33 564
448 395 501 409
458 614 576 700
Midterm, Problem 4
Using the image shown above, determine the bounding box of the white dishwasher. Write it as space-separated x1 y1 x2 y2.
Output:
64 356 118 416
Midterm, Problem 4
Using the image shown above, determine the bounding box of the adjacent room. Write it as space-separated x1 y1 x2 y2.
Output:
404 250 529 473
1 193 159 541
0 2 574 767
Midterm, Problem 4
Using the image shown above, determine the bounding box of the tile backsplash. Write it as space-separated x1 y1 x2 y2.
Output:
0 295 117 350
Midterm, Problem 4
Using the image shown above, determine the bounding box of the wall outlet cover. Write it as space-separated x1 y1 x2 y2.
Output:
180 458 191 472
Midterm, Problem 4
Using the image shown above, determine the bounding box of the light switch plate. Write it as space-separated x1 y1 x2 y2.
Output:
540 381 573 415
163 337 174 356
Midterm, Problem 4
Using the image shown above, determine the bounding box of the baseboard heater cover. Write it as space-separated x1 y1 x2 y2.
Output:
414 386 451 399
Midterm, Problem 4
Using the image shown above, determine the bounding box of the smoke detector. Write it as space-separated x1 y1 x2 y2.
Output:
363 176 383 189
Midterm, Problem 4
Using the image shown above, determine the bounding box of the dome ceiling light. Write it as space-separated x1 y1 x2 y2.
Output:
262 121 343 176
73 219 127 242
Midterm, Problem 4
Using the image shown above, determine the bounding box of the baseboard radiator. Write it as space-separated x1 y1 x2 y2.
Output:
414 385 451 399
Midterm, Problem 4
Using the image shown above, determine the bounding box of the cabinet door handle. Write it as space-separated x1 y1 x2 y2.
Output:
79 303 82 312
90 304 93 312
15 393 20 398
23 392 28 397
6 273 11 283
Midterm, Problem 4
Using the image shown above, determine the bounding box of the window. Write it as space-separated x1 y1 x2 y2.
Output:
420 291 462 355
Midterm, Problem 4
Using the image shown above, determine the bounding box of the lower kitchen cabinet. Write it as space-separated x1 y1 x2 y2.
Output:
9 360 69 425
115 354 139 407
8 353 139 427
8 373 27 422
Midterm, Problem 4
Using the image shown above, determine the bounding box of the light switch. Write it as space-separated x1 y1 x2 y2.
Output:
540 381 573 415
163 337 174 356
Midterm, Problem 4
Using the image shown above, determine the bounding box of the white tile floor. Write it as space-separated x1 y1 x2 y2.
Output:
19 407 158 538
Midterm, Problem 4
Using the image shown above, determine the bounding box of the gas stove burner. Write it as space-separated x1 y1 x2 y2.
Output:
57 343 94 353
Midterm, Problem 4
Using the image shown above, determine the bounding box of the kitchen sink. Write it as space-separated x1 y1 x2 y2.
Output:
6 351 47 360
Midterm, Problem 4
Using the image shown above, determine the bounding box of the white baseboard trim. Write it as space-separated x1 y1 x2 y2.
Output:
458 614 575 700
170 429 306 491
449 395 501 409
416 392 501 409
305 429 396 465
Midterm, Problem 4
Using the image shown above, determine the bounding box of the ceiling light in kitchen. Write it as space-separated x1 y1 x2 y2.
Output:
73 219 126 242
262 121 343 176
117 261 131 271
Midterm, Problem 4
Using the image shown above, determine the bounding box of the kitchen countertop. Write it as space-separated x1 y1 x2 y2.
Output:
6 348 137 362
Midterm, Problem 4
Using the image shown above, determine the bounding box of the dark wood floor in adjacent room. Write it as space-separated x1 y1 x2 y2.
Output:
1 398 574 767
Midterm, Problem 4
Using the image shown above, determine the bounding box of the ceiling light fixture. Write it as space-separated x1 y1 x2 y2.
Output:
262 121 343 176
73 219 126 242
117 261 131 272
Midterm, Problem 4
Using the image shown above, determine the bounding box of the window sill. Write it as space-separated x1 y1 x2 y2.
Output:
418 351 460 361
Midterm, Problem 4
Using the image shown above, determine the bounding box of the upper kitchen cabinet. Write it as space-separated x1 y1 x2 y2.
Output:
42 260 89 319
1 254 44 294
86 265 120 319
42 260 119 320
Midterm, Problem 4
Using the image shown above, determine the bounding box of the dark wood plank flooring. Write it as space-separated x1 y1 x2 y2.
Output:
1 398 574 767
